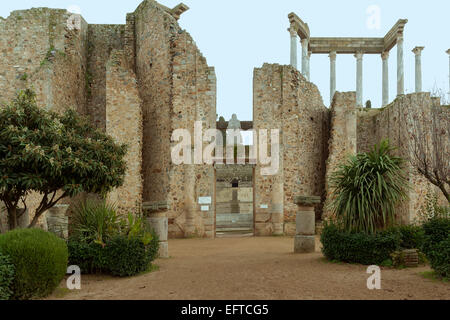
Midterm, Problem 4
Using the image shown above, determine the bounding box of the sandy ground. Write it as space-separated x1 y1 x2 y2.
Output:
49 236 449 300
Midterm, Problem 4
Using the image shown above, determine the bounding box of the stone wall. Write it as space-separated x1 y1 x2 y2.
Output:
133 0 216 238
357 93 449 223
253 64 329 236
105 50 143 214
323 92 357 219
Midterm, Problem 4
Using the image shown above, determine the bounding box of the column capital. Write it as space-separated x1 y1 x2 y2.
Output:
288 26 297 37
329 51 337 61
354 51 364 60
381 51 389 60
300 38 309 46
412 46 425 56
397 34 404 42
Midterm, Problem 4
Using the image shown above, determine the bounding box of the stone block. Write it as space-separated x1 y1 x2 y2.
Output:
294 235 316 253
296 209 315 236
158 241 169 258
146 216 168 241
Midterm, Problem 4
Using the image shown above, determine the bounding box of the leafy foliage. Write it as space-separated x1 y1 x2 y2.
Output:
394 225 425 250
0 228 68 300
68 201 159 277
0 250 14 300
0 89 127 228
320 222 401 265
70 200 120 246
329 140 408 234
426 236 450 278
421 217 450 278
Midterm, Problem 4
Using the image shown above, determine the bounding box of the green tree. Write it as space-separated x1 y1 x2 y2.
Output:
329 140 408 234
0 89 127 229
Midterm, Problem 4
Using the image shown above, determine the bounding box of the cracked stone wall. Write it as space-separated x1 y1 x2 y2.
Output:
253 64 329 236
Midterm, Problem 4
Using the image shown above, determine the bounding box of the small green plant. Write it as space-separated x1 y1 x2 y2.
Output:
320 222 401 265
70 200 121 246
0 229 68 300
0 250 14 300
329 140 408 234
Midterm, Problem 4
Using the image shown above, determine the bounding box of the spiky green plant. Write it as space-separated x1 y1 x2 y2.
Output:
329 140 408 234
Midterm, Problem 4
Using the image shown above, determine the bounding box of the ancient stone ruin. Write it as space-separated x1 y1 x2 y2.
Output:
0 0 448 239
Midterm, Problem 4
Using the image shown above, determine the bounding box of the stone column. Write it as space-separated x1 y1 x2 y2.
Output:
301 38 309 78
289 27 297 69
329 51 337 104
143 201 169 258
382 51 389 106
306 51 312 81
184 156 196 237
46 204 70 240
447 49 450 100
294 196 320 253
397 35 405 96
355 51 364 107
412 46 424 93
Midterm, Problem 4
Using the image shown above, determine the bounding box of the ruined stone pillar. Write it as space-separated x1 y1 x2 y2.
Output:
355 52 364 107
397 35 405 96
143 202 169 258
294 196 320 253
46 205 69 240
329 51 337 104
301 38 309 78
289 27 298 69
184 158 196 237
412 47 424 93
382 51 390 106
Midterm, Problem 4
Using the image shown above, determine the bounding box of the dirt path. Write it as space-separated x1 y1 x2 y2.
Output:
50 236 449 300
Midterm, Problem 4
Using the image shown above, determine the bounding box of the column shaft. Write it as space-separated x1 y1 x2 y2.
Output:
289 28 297 69
447 49 450 101
301 38 308 78
382 52 389 106
329 51 337 104
355 52 363 107
397 36 405 96
412 47 424 93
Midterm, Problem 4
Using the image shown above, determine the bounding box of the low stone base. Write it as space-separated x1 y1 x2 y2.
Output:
294 235 316 253
158 241 169 258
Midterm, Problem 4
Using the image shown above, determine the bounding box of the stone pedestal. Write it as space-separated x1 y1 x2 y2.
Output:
143 201 170 259
46 204 70 239
294 196 320 253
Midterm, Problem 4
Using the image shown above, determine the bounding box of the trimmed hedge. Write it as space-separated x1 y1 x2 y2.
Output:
0 250 14 300
0 229 68 300
68 231 159 277
422 218 450 278
321 223 401 265
395 225 425 249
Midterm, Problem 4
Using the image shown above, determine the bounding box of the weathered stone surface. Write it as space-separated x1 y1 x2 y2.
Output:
294 235 315 253
46 205 69 239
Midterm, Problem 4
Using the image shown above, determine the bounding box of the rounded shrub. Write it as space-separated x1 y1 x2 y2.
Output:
0 250 15 300
394 225 425 249
0 228 68 300
321 222 401 265
103 233 159 277
426 236 450 278
68 239 107 274
422 218 450 255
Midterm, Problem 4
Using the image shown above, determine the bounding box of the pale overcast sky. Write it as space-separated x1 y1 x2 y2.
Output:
1 0 449 121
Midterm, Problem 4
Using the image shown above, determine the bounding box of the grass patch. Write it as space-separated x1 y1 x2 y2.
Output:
51 287 72 299
138 264 160 276
420 271 449 283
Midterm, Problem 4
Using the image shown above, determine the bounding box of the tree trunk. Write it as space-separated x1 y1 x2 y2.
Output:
7 207 17 230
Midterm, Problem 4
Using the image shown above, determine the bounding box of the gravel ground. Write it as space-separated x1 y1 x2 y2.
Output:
49 236 449 300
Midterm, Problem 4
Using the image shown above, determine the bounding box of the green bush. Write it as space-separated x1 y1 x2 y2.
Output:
67 240 107 274
321 222 401 265
0 229 68 300
70 200 120 245
394 225 425 249
104 232 159 277
0 250 14 300
328 140 408 234
426 236 450 278
422 218 450 255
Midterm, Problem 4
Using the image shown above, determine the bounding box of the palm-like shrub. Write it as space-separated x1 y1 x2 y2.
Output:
329 140 408 234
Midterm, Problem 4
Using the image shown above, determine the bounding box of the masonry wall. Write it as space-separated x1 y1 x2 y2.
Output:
106 50 143 214
357 93 449 223
0 8 89 228
133 0 216 238
253 64 329 236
